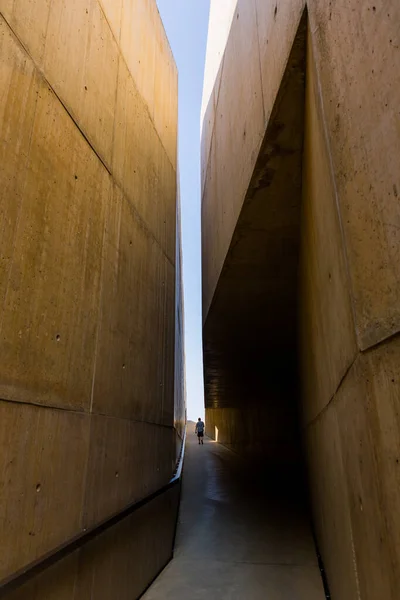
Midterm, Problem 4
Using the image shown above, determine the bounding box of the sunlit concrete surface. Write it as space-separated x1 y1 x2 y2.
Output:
0 1 183 595
200 0 237 124
143 426 325 599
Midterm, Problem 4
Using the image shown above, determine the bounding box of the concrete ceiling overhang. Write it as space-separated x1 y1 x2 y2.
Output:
203 15 307 412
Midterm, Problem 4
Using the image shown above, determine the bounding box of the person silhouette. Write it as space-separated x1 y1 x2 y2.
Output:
195 418 205 445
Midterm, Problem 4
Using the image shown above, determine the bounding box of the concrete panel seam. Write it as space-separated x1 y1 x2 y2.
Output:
154 0 177 65
0 13 176 268
89 209 108 415
120 184 175 267
304 350 358 429
97 0 122 41
253 0 266 124
0 13 112 171
201 125 215 206
0 396 90 416
200 0 238 125
86 412 177 429
332 386 362 600
200 53 225 198
109 26 123 186
95 0 177 172
307 12 359 349
307 378 362 600
215 53 226 113
0 396 177 430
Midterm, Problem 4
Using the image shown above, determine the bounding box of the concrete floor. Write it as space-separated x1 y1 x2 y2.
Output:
143 427 326 599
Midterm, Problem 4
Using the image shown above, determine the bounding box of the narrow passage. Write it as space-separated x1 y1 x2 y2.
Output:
143 424 325 599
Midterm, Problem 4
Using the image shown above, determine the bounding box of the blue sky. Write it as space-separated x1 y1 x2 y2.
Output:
156 0 210 420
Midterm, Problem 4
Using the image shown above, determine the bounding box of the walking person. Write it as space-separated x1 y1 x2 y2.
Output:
195 418 205 444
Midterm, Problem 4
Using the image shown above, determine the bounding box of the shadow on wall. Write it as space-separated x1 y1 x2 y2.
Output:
201 0 400 598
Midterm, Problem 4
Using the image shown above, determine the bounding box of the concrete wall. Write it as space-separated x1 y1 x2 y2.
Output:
200 0 236 125
202 0 400 597
300 14 400 600
0 0 182 597
7 486 180 600
202 0 307 464
174 169 186 456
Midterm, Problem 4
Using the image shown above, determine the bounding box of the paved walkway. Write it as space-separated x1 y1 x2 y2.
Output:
143 427 325 599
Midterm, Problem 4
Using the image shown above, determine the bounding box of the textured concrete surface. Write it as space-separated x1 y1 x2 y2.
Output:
300 19 400 600
7 487 180 600
143 428 325 599
203 14 306 462
0 0 183 595
202 1 400 599
203 0 400 345
200 0 236 124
